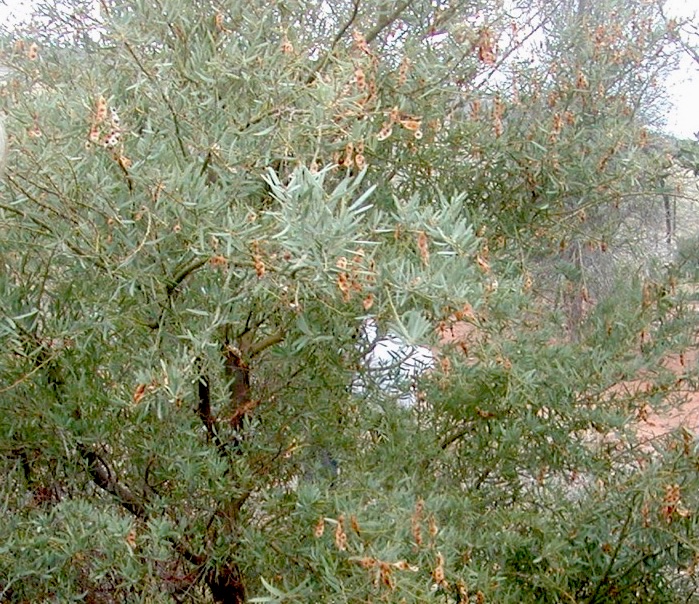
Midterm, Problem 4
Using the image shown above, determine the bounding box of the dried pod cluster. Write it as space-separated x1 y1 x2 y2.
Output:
88 95 124 151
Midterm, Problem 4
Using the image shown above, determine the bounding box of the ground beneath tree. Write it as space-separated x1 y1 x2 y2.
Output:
634 346 699 443
439 320 699 445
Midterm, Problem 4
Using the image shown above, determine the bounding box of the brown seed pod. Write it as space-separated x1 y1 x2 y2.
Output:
399 118 422 132
281 36 294 54
354 67 366 90
27 42 39 61
377 123 393 141
334 514 348 551
254 255 265 278
417 231 429 265
133 383 147 404
88 123 100 143
477 28 496 65
398 56 410 86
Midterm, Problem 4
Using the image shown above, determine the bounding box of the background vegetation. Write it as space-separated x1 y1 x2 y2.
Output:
1 0 699 601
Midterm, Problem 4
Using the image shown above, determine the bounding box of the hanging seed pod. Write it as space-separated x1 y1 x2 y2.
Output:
493 117 503 137
337 273 351 301
254 254 265 278
477 28 496 65
354 67 366 90
344 141 354 166
432 552 446 587
398 56 410 86
417 231 429 265
471 99 481 120
103 130 120 149
334 514 348 551
109 107 121 128
27 42 39 61
399 118 422 132
88 123 100 143
95 96 108 123
377 123 393 141
352 29 370 55
281 36 294 54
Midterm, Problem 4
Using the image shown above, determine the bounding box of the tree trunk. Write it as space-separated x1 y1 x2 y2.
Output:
207 562 246 604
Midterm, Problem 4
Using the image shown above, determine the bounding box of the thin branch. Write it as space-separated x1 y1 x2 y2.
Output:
331 0 362 49
306 0 362 84
196 365 215 438
585 494 639 604
4 177 109 271
440 423 475 450
121 40 189 160
365 0 415 44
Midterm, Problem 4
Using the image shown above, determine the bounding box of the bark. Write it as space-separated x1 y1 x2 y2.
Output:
207 564 247 604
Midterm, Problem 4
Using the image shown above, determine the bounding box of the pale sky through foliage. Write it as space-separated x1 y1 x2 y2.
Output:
664 0 698 140
0 0 697 139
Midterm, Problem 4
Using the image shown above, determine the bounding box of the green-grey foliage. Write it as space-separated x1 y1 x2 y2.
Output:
1 1 698 603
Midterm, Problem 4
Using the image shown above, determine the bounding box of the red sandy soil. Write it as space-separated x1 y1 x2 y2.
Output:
438 320 699 444
635 347 699 442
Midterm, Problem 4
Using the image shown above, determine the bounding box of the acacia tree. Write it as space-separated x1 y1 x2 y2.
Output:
2 1 699 602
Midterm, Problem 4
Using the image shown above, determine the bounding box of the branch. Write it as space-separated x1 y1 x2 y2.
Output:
146 256 210 329
167 256 209 296
4 176 109 272
223 345 252 420
306 0 361 84
195 359 232 459
196 367 215 437
585 494 639 604
122 40 188 160
657 1 699 66
77 443 148 520
332 0 362 49
248 330 286 358
440 424 475 450
365 0 415 44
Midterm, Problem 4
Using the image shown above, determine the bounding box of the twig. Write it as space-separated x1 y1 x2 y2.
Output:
365 0 415 44
122 40 189 160
585 494 639 604
306 0 362 84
